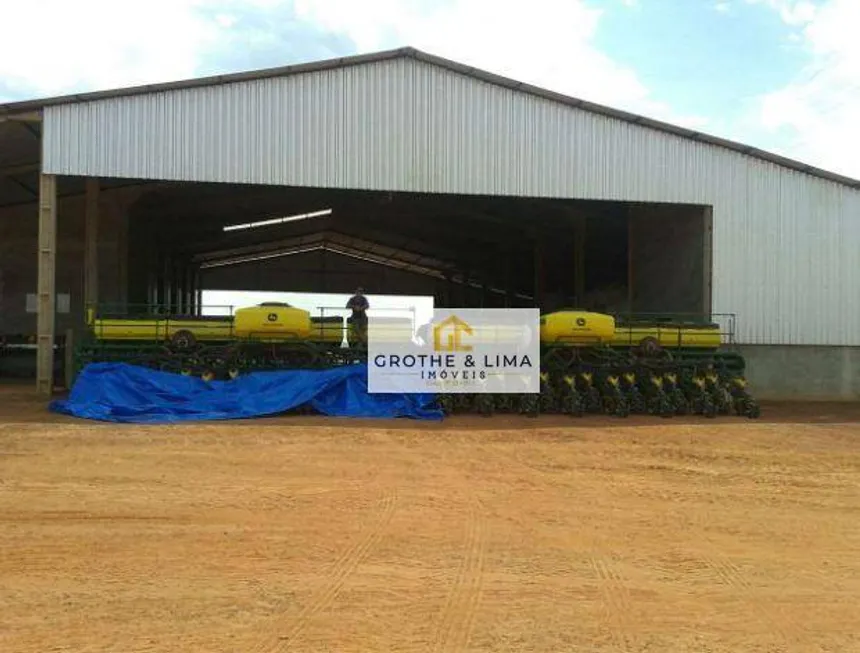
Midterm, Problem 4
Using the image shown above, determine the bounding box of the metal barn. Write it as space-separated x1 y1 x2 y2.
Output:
1 47 858 399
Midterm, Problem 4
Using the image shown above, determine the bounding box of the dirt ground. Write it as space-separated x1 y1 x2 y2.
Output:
1 386 859 652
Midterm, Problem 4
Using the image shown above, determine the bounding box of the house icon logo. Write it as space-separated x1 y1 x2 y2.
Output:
433 315 473 352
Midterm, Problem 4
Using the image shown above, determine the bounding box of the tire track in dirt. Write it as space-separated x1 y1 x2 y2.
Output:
408 430 489 653
589 554 634 651
250 480 368 512
431 496 488 653
251 487 398 653
702 549 802 646
485 438 637 651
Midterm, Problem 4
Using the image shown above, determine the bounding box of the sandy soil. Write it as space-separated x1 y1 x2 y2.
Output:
1 387 859 652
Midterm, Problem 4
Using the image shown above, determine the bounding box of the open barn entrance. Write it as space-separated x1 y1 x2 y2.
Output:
122 182 711 320
0 177 712 384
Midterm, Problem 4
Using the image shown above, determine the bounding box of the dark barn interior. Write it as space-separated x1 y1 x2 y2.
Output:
122 181 711 319
1 165 712 381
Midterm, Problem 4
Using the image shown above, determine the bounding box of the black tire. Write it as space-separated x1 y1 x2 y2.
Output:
673 390 688 415
630 389 646 414
170 329 197 351
564 393 584 417
747 401 761 419
475 394 494 417
437 395 455 415
604 394 629 418
637 336 662 358
703 396 717 418
617 396 630 418
521 394 540 417
540 391 556 414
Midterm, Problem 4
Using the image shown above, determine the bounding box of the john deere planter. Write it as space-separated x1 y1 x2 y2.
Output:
74 303 760 420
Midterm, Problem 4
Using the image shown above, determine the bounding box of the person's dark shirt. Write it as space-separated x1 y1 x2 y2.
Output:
346 294 368 315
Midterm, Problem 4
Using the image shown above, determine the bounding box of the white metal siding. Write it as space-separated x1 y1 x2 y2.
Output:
42 57 860 346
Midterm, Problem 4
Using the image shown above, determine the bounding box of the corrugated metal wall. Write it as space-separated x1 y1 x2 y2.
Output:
42 57 860 346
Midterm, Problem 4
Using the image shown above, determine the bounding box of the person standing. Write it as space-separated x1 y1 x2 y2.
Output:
346 287 369 346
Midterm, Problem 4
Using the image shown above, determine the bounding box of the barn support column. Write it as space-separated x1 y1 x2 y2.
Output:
193 268 202 316
573 216 586 306
116 197 129 310
190 265 198 314
84 179 100 316
534 239 544 309
36 174 58 397
151 256 160 311
163 256 173 314
186 266 194 315
147 248 159 312
179 260 189 314
176 263 185 314
169 261 178 314
175 261 185 314
175 261 183 314
148 270 157 312
156 253 169 313
626 207 634 315
703 206 713 320
172 259 180 314
185 264 195 315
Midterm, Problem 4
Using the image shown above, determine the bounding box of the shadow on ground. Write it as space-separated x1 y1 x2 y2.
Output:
1 383 857 429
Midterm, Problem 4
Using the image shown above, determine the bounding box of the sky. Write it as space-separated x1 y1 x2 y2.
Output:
1 0 857 180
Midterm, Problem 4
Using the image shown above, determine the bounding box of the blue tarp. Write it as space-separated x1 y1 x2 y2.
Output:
49 362 443 423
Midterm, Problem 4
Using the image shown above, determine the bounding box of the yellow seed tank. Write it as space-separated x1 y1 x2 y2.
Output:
539 311 616 346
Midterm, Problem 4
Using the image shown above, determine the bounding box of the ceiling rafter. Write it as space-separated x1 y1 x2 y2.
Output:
6 175 37 197
193 230 456 274
0 162 39 178
199 238 533 301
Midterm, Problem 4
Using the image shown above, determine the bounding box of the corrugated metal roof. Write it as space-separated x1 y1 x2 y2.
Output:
2 46 859 190
5 48 860 347
35 53 860 346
